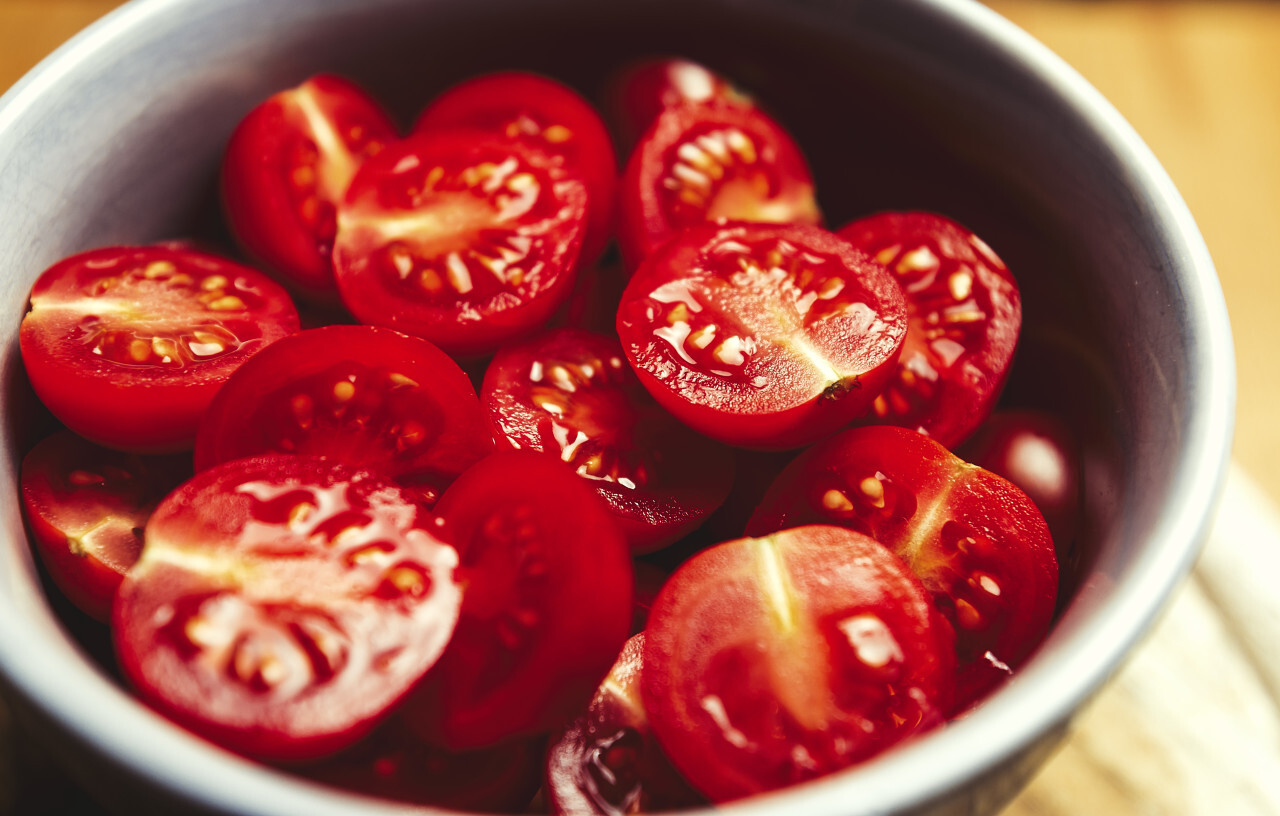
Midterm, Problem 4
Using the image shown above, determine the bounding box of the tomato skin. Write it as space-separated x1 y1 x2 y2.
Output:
19 244 300 452
746 425 1058 710
545 633 706 815
641 525 954 802
618 99 821 271
836 211 1021 449
606 57 748 153
616 220 908 450
480 328 734 553
113 454 462 762
332 129 589 358
413 71 617 265
193 324 493 507
19 430 191 622
405 451 633 750
221 73 399 302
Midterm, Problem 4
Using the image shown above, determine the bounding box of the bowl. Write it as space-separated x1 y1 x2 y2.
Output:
0 0 1235 814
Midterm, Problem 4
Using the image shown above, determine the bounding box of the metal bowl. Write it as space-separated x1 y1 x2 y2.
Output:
0 0 1234 813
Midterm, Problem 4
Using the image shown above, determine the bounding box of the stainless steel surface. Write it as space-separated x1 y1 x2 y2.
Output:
0 0 1235 814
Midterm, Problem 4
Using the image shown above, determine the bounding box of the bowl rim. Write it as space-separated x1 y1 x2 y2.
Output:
0 0 1236 813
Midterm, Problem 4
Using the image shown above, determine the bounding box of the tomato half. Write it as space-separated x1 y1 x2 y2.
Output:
193 324 493 508
412 71 617 265
221 74 399 302
835 211 1021 448
641 525 954 802
746 425 1058 709
615 221 908 450
19 430 191 622
606 57 748 153
404 451 633 750
113 454 462 762
545 633 706 815
19 244 300 452
480 327 734 553
617 99 821 270
332 129 589 358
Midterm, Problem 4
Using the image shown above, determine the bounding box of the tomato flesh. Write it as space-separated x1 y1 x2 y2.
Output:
193 324 493 508
618 99 821 270
480 327 734 552
19 430 191 622
405 451 633 750
413 71 617 265
221 74 399 302
747 425 1058 709
333 130 589 357
641 525 954 802
616 221 908 449
606 57 748 152
836 211 1021 448
113 455 462 762
19 244 300 452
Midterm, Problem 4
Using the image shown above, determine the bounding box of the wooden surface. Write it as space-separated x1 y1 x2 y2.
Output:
2 1 1278 814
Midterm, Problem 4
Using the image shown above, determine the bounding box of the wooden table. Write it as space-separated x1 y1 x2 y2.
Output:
3 2 1278 814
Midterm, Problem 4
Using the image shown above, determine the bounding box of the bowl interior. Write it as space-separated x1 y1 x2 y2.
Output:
0 0 1233 814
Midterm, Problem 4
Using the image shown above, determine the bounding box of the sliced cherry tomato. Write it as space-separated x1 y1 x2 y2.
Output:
480 328 734 553
835 211 1021 448
193 324 493 508
332 129 589 358
618 99 821 270
221 74 399 302
113 454 462 762
412 71 617 265
546 633 706 815
642 525 954 802
404 451 633 750
746 425 1058 710
19 244 300 452
300 716 543 813
19 430 190 622
616 221 908 450
606 57 748 153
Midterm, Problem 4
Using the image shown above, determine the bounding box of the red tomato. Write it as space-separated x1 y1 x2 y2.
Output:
606 57 748 152
113 454 462 762
332 129 589 358
19 244 300 452
746 425 1058 710
19 430 190 622
615 221 908 450
404 451 633 750
835 211 1021 448
193 324 493 507
300 716 543 813
480 328 734 553
412 71 617 265
618 99 821 270
546 633 706 815
642 525 954 802
221 74 399 302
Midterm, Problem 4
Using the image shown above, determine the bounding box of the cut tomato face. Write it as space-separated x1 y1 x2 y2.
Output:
412 71 617 265
618 99 821 270
606 57 748 153
19 244 300 452
546 633 706 815
404 451 633 750
835 211 1021 449
193 324 493 508
19 430 191 623
112 454 462 762
332 129 589 358
615 221 908 450
480 328 734 553
746 425 1058 709
221 73 399 302
641 525 954 802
